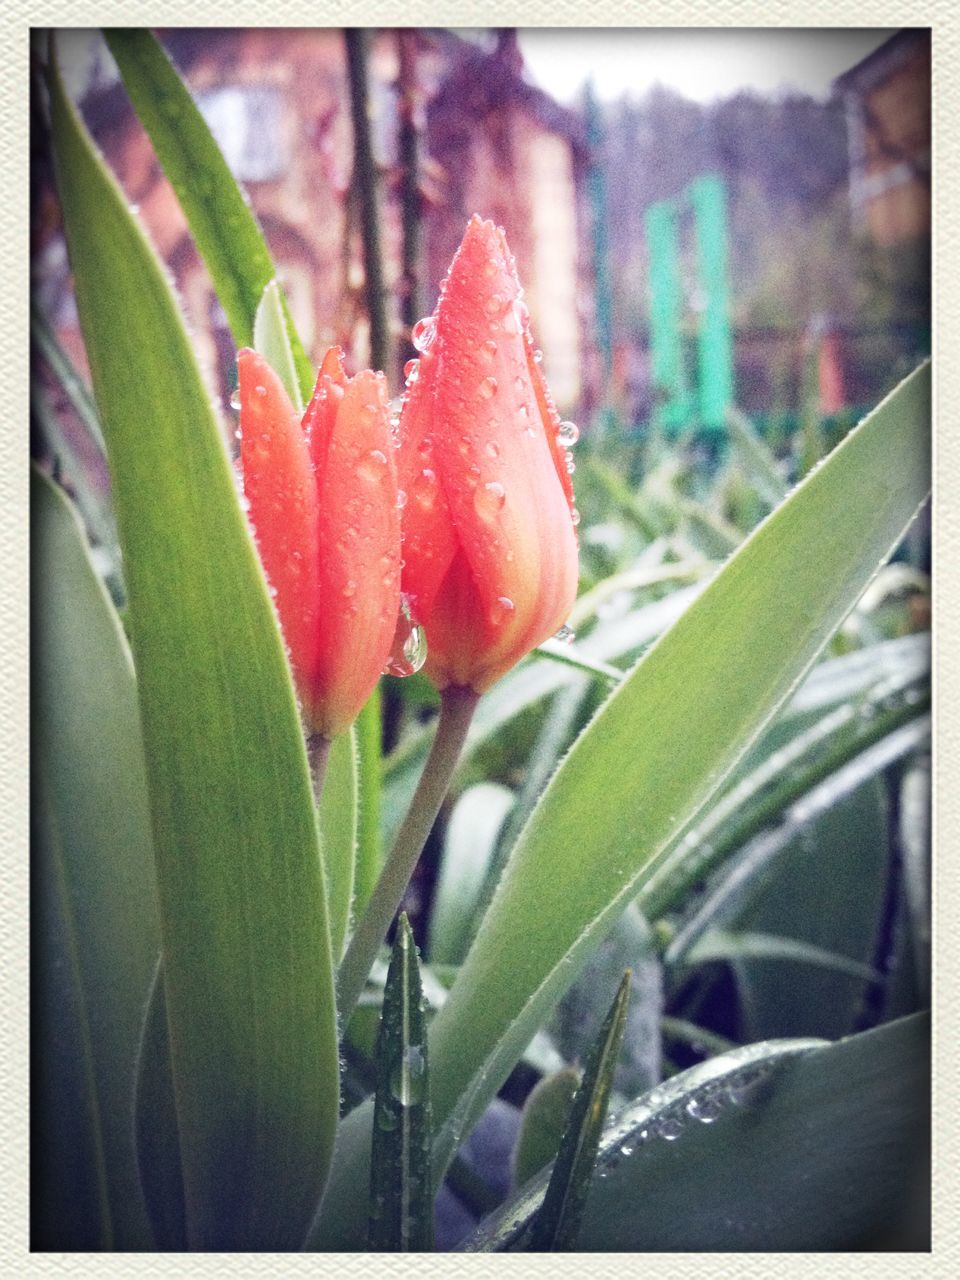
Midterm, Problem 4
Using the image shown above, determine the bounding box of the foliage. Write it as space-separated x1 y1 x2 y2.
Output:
33 29 931 1255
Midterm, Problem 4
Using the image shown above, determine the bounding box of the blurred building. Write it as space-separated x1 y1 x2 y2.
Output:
834 29 931 247
35 28 588 413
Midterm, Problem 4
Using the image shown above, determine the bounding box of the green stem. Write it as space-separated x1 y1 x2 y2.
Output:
337 685 479 1022
307 732 332 804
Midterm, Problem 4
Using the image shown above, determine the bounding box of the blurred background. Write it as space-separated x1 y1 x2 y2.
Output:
33 27 931 476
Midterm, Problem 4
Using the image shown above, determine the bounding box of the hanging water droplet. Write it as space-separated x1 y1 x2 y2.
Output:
390 1051 426 1106
554 623 576 644
478 375 498 400
658 1117 683 1141
565 453 576 475
411 315 437 352
686 1095 722 1124
473 481 506 521
619 1141 634 1157
382 596 428 677
404 358 420 384
571 508 581 526
230 388 242 411
557 420 580 447
397 489 408 510
533 349 543 364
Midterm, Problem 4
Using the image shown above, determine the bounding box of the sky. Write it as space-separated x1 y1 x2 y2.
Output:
517 29 897 104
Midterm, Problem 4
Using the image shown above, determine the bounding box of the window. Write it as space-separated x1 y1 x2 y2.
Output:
197 85 288 182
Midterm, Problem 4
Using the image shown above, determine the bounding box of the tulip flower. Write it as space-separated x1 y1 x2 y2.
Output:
238 346 401 739
396 215 580 692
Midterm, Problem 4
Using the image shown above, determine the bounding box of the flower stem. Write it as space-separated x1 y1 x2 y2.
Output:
336 685 479 1023
307 732 332 804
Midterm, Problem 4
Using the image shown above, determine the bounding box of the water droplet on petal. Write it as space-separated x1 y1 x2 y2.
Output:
230 389 242 411
554 624 576 644
342 580 357 598
254 383 267 398
382 596 427 677
491 595 515 625
411 315 436 352
571 508 581 527
396 488 408 510
485 440 501 459
557 420 580 447
485 292 504 316
403 358 420 384
478 376 498 400
474 481 506 521
482 339 498 360
357 448 388 482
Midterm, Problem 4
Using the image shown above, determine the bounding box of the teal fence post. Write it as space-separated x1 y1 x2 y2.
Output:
690 174 733 436
645 200 688 438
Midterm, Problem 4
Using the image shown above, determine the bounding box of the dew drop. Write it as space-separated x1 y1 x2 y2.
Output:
491 595 515 625
382 596 428 677
474 481 506 521
357 449 388 482
686 1096 722 1124
397 488 408 510
342 580 357 598
533 349 544 364
484 291 504 316
557 420 580 447
413 468 437 510
571 508 581 526
554 623 576 644
404 358 420 384
482 339 498 360
485 440 501 459
619 1142 634 1158
411 315 436 352
230 389 242 411
254 383 267 398
658 1117 683 1141
478 376 498 400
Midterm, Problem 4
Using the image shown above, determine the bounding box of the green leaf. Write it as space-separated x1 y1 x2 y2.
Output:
103 28 312 398
368 916 433 1251
31 467 159 1249
530 973 630 1250
320 730 359 963
254 278 305 414
428 363 929 1165
682 930 882 986
512 1068 580 1189
428 783 515 966
466 1013 929 1251
312 363 930 1247
47 48 338 1249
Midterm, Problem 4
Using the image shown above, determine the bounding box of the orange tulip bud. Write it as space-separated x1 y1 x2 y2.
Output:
397 216 580 692
238 347 402 737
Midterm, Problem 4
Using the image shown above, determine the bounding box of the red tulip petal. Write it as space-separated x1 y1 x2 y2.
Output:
424 216 578 688
313 369 401 736
396 344 459 626
238 347 322 709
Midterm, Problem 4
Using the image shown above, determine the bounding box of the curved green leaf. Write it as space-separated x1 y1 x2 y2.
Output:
32 467 159 1249
47 49 338 1249
466 1013 929 1251
426 363 929 1167
103 27 313 395
320 730 359 963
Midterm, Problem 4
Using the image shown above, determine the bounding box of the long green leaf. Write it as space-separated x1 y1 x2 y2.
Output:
47 49 338 1249
368 916 433 1251
32 467 159 1249
352 688 385 920
466 1013 929 1251
309 363 930 1247
530 973 630 1250
103 27 312 394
